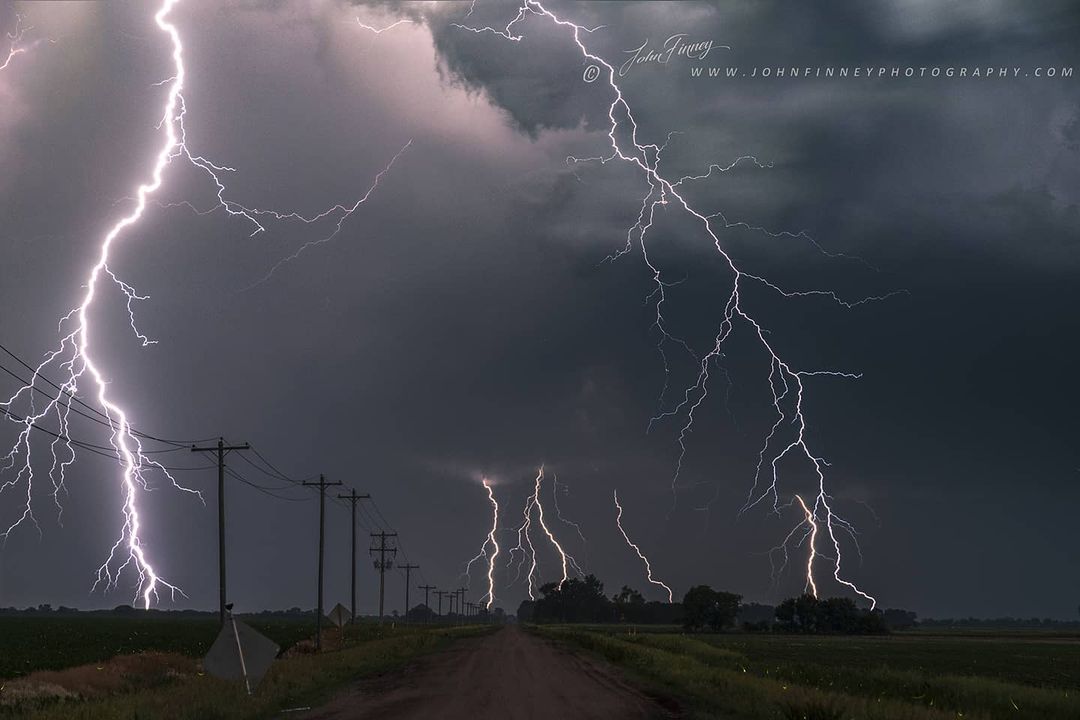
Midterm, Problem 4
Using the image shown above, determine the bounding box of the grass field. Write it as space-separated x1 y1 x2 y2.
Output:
0 615 314 680
0 621 493 719
537 626 1080 720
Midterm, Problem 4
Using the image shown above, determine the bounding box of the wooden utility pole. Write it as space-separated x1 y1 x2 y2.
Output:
191 438 249 626
369 531 397 622
456 587 468 625
434 590 449 619
303 474 342 650
399 563 419 622
418 584 436 622
337 489 370 624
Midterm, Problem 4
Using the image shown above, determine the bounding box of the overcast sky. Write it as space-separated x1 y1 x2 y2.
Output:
0 0 1077 619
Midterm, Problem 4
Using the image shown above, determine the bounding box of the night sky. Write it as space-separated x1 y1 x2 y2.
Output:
1 0 1078 620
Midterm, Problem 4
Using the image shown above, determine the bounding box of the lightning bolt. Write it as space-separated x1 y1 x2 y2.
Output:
355 17 414 35
455 1 886 607
3 0 409 607
1 14 44 72
768 494 820 598
1 0 199 608
505 466 583 598
551 473 587 568
1 17 26 72
531 467 581 587
463 477 500 609
613 489 672 602
506 479 539 599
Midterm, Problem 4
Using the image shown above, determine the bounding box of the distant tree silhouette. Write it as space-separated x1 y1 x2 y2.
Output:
530 575 610 623
775 594 887 634
612 585 646 622
882 608 918 630
682 585 742 631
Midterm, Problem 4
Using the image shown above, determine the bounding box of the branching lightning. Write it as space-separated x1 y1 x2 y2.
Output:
1 0 409 606
551 473 587 568
1 14 31 72
505 466 583 599
1 0 198 608
464 477 500 609
455 1 887 607
613 489 672 602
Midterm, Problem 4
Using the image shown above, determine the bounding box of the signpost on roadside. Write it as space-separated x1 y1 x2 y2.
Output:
327 603 352 648
204 605 280 695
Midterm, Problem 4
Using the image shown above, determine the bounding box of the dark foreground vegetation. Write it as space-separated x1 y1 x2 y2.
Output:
0 622 493 719
538 625 1080 720
0 612 312 680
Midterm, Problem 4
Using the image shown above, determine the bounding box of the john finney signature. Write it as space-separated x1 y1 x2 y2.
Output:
620 34 730 77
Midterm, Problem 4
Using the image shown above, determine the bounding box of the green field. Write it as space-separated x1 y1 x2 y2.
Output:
537 626 1080 720
0 615 314 680
0 620 492 719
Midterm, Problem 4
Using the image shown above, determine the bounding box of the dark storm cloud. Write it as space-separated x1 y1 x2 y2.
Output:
1 0 1077 619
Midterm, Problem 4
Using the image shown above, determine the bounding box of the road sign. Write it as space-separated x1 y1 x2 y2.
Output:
327 603 351 628
204 616 280 694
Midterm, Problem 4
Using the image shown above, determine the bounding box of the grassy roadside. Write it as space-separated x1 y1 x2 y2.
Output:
533 626 1080 720
0 616 314 680
2 624 496 720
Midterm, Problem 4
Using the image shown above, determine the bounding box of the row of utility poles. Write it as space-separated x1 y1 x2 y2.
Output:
193 437 452 651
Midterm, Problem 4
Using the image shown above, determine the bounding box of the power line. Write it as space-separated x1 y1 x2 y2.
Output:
0 342 216 447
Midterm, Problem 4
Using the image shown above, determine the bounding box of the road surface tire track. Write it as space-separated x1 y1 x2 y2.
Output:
297 625 680 719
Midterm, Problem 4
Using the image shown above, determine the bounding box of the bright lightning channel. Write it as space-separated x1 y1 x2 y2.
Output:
1 0 409 607
505 466 583 598
464 477 500 609
355 17 414 35
454 1 886 607
613 489 672 602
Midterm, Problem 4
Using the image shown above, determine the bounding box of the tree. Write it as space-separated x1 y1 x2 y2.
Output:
776 594 887 634
613 586 646 622
531 575 610 623
882 608 917 630
682 586 742 631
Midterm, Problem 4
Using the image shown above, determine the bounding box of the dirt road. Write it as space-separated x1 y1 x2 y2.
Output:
297 626 676 720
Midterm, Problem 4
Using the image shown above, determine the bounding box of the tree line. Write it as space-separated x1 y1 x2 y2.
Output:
516 575 920 634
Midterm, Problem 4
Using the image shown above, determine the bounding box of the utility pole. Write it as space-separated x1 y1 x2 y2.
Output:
369 531 397 622
456 587 468 625
191 438 249 626
337 489 370 624
399 563 419 623
434 590 448 619
418 584 435 623
303 474 342 650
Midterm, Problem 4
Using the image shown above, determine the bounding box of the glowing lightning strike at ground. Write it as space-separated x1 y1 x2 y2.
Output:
463 478 500 609
2 0 409 607
613 490 673 602
532 467 581 587
506 466 583 597
795 494 820 598
455 1 885 608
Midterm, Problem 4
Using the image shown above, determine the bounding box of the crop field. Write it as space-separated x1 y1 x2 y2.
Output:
538 626 1080 719
0 615 314 680
0 620 493 719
